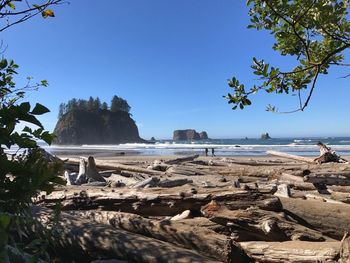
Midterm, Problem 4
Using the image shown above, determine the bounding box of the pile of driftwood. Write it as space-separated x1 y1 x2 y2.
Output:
32 151 350 263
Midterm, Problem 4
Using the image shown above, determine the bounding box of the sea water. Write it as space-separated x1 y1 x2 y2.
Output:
43 137 350 157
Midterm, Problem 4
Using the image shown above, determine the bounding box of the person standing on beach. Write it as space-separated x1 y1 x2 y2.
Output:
205 148 208 156
211 148 215 157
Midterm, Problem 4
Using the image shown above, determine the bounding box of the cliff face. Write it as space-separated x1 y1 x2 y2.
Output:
54 109 145 145
173 129 208 141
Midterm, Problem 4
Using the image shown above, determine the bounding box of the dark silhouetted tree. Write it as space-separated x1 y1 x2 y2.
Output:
110 95 131 113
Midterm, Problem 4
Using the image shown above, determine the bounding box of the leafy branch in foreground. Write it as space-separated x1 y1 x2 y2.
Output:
0 0 66 32
0 58 65 262
225 0 350 113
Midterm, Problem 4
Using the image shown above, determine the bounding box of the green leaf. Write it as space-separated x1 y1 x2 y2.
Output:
7 2 15 9
31 103 50 115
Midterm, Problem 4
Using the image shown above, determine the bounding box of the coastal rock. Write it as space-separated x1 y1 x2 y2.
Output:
150 137 156 141
199 131 208 140
261 132 271 140
173 129 208 140
54 109 146 145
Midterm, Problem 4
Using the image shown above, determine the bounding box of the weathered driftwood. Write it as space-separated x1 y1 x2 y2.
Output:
201 201 329 242
66 158 164 176
304 174 350 186
75 157 87 184
166 165 206 176
340 234 350 263
329 185 350 193
31 207 219 263
267 150 315 163
65 210 250 263
280 197 350 240
164 155 199 165
36 187 282 215
240 241 341 263
132 177 160 188
158 178 193 188
86 156 106 182
277 173 317 191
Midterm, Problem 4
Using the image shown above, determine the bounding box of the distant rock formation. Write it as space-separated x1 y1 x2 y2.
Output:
173 129 208 141
261 132 271 140
150 137 156 141
199 131 208 140
54 109 146 145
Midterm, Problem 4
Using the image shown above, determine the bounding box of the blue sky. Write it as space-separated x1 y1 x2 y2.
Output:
2 0 349 139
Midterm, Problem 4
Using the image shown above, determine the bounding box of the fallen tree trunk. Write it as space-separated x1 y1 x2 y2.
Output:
65 210 249 263
36 187 282 215
31 207 220 263
164 155 199 165
240 241 341 263
280 197 350 240
266 151 315 164
66 159 165 176
201 201 330 242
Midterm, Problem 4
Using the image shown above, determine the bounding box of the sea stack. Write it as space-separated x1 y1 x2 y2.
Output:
54 109 145 144
261 132 271 140
173 129 208 141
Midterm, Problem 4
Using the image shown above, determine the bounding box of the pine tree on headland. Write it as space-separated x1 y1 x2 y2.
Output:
110 95 131 113
101 102 108 110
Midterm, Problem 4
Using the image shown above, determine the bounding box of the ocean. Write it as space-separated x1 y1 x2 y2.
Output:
44 137 350 157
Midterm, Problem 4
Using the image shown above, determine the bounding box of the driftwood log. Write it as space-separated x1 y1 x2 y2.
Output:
280 197 350 240
65 210 250 263
164 155 199 165
201 201 330 242
240 241 341 263
266 151 315 163
31 207 220 263
36 187 282 216
304 173 350 186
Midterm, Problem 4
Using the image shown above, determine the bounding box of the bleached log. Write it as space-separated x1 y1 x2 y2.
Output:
240 241 340 263
66 210 249 262
166 165 206 176
132 177 160 188
164 155 199 165
75 157 87 185
86 156 106 182
266 151 315 163
31 207 219 263
201 201 329 242
65 159 165 176
280 197 350 240
36 187 282 215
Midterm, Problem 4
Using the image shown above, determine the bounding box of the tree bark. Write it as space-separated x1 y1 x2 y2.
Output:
65 210 248 263
240 241 340 263
36 187 282 215
201 201 330 242
280 197 350 240
31 207 219 263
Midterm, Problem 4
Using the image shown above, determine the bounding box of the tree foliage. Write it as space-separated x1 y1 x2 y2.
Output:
110 95 131 113
0 1 65 261
58 95 131 118
225 0 350 113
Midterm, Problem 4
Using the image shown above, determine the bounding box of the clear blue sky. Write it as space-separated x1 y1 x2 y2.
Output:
2 1 349 139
